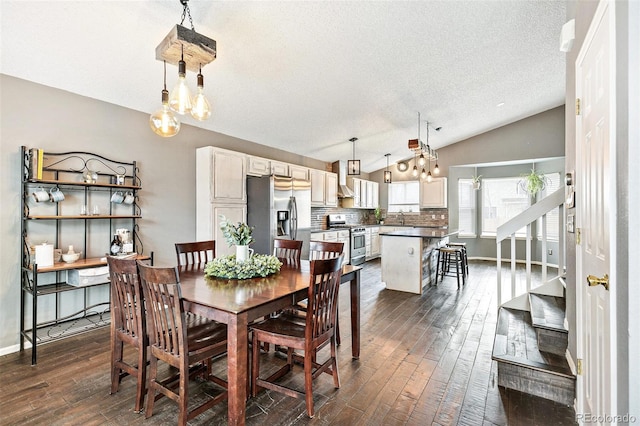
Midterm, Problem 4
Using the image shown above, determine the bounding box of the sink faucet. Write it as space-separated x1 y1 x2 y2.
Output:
399 211 405 226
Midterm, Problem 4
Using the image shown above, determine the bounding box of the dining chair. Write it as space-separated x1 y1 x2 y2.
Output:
107 256 147 413
309 241 344 261
174 240 216 271
273 238 303 263
137 262 228 426
251 255 344 418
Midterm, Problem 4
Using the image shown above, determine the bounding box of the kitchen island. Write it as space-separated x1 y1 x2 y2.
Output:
380 228 456 294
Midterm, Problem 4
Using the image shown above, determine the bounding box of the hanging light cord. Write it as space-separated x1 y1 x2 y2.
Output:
180 0 195 30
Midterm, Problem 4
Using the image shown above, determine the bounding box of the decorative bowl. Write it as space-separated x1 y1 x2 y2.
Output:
62 252 81 263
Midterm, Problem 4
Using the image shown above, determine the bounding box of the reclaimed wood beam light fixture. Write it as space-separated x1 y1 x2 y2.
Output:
408 112 441 180
151 0 216 136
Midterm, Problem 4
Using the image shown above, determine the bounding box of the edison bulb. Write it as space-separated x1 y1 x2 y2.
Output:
191 72 211 121
412 165 419 177
427 171 433 182
169 60 192 114
418 153 426 166
433 163 440 175
150 90 180 137
420 168 427 180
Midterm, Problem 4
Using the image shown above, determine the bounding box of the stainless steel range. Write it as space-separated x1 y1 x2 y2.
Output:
327 214 366 266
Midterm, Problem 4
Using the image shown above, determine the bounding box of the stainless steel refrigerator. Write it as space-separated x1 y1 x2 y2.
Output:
246 175 311 259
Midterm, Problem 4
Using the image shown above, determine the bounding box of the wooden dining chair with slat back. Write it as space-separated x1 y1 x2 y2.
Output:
107 256 147 413
137 262 228 426
273 239 303 264
251 255 344 418
309 241 344 260
175 240 215 272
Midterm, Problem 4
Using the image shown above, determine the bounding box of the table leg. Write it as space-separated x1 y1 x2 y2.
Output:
350 269 361 359
227 313 248 426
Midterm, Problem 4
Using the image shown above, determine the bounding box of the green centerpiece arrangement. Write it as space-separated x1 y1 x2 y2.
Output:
204 215 282 279
204 254 282 279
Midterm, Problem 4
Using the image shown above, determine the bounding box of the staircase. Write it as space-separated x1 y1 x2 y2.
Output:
491 188 576 405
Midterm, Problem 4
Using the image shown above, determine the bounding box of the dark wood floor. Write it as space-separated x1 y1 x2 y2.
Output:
0 260 576 425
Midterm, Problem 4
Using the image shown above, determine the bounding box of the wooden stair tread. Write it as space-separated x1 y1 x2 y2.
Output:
529 293 568 333
492 308 574 379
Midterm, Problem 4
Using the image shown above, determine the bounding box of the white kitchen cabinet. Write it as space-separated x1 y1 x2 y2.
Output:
311 230 349 264
209 204 247 257
310 169 326 206
365 228 372 258
342 177 378 209
289 165 310 181
337 230 350 264
420 177 447 208
196 146 246 204
325 172 338 207
371 227 380 257
271 160 289 176
247 156 271 176
310 169 338 207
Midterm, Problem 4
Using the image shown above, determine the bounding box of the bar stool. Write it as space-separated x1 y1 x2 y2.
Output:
436 247 466 288
447 242 469 275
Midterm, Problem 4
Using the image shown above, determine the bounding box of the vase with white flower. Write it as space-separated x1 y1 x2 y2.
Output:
219 215 255 263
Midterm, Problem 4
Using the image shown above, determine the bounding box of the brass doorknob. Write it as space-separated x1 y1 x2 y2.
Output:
587 274 609 291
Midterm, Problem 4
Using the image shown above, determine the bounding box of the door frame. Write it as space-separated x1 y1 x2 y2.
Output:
574 0 617 419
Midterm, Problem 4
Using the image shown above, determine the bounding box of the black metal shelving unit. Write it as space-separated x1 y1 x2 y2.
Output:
20 146 150 364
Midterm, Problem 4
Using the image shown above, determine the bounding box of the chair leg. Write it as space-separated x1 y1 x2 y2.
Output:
110 338 123 395
251 333 260 397
303 346 315 418
178 361 189 426
331 336 340 389
134 344 147 413
144 356 158 419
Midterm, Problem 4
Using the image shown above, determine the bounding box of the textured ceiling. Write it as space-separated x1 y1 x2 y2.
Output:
0 1 567 172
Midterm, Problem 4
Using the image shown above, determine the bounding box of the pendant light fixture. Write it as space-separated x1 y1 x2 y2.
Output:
347 137 360 175
190 63 212 120
384 153 392 183
150 61 181 138
407 112 442 180
169 44 193 115
152 0 216 136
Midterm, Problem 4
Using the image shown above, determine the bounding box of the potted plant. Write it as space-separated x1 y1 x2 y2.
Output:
374 206 383 224
219 215 255 262
519 168 547 196
471 175 482 190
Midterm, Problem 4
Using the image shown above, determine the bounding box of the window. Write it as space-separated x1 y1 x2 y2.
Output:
537 173 561 241
388 181 420 212
458 179 476 237
481 177 530 237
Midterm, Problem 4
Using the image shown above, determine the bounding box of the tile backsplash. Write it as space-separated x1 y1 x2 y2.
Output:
310 206 448 230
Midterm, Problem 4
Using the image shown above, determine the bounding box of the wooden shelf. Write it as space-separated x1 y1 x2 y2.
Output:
25 255 150 273
26 215 142 220
25 178 140 190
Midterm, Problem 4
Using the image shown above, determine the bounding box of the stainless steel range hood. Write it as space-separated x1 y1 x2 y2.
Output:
331 160 355 198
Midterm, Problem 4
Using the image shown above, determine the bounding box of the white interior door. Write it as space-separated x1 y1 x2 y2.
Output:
575 0 616 421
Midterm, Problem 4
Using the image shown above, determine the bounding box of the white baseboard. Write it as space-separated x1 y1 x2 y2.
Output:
0 342 30 357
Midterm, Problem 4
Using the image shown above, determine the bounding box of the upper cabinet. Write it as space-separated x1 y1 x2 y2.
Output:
310 169 338 207
196 146 246 204
289 165 310 181
342 177 378 209
420 177 448 208
247 156 289 177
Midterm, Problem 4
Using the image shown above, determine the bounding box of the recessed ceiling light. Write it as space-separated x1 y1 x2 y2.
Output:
496 102 505 107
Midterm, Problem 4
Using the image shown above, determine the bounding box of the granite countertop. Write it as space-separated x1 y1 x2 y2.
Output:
380 228 457 238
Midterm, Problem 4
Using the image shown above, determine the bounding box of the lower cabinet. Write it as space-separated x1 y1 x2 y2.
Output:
197 204 247 258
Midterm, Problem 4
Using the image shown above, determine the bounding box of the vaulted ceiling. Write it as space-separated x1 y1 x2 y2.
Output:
1 1 567 172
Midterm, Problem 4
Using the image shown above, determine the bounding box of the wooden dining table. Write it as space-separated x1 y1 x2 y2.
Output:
178 260 362 426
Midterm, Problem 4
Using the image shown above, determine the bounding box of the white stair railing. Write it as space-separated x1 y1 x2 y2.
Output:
496 187 565 306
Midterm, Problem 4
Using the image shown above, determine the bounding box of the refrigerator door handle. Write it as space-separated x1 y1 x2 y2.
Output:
290 196 298 240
